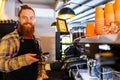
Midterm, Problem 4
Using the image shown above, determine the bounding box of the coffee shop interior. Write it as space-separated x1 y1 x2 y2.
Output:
0 0 120 80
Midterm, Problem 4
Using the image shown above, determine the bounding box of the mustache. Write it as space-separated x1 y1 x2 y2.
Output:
23 23 33 26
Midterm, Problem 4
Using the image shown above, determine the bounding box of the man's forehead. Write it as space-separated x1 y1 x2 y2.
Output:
20 9 34 16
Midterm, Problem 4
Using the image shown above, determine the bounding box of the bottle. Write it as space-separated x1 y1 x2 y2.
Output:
70 26 85 41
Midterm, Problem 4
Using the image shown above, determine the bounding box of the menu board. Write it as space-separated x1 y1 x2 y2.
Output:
56 18 68 32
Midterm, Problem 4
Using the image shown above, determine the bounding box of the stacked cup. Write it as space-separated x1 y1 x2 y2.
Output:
86 22 96 37
95 6 105 35
104 2 115 34
115 0 120 24
104 2 115 26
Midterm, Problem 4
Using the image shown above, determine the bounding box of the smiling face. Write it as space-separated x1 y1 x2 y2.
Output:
18 9 35 36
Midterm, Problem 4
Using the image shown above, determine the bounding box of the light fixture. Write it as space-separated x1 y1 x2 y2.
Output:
51 22 56 28
0 0 6 19
57 7 75 19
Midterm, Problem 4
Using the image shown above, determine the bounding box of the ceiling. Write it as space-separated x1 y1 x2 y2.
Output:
16 0 115 36
17 0 115 21
18 0 56 9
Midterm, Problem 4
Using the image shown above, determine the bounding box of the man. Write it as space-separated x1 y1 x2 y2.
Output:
0 5 48 80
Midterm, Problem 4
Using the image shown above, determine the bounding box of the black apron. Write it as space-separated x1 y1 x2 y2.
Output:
5 36 40 80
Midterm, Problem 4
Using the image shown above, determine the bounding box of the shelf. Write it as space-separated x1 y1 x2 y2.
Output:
61 43 71 45
74 34 120 44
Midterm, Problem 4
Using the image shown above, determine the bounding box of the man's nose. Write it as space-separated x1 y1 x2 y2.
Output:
26 18 31 23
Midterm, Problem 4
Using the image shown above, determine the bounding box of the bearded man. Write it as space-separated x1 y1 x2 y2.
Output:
0 5 48 80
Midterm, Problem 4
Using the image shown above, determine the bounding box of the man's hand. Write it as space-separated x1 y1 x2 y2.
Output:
25 53 39 65
37 72 48 80
41 72 49 79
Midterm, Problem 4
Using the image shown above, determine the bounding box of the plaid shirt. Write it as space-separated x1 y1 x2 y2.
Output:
0 30 45 72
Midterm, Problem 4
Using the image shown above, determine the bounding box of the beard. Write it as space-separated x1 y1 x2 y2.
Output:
18 23 35 36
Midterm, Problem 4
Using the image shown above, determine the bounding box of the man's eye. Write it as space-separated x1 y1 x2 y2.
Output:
30 17 34 20
22 16 27 19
